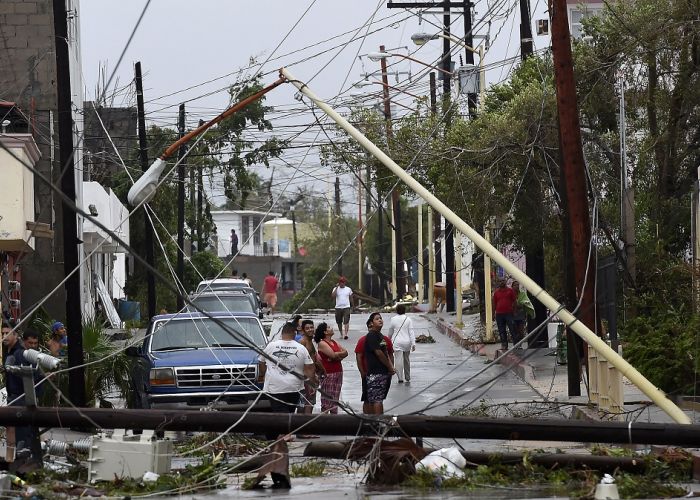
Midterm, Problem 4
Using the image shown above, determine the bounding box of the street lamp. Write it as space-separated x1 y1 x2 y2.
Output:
127 77 285 207
411 32 486 107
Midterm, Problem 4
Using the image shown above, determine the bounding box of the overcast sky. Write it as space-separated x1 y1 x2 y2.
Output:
79 0 550 210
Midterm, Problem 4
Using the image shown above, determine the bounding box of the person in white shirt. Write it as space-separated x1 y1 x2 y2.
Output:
331 276 354 340
388 304 416 383
258 322 315 412
257 321 314 489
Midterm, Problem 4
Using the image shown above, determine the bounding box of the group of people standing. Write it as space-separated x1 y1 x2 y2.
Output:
492 278 535 351
258 290 416 418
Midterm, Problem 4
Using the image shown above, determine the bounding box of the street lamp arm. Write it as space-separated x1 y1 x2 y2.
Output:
161 76 286 160
358 80 422 100
400 53 453 76
127 76 285 207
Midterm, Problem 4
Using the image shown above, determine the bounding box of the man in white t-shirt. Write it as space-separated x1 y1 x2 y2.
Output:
259 322 315 413
257 321 314 489
331 276 354 340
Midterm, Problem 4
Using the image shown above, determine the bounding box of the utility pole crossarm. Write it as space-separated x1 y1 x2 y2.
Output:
387 1 473 7
279 67 691 425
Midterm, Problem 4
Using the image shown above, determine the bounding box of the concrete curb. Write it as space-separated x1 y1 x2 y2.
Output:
427 314 538 388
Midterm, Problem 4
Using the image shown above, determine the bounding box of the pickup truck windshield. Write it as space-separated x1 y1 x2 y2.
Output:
150 317 265 352
187 296 255 313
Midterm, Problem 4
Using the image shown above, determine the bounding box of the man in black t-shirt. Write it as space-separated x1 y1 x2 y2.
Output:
364 312 395 414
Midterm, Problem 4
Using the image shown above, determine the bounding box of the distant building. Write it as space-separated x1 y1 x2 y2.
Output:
0 0 86 319
0 128 43 321
566 0 604 38
210 210 315 308
83 103 137 183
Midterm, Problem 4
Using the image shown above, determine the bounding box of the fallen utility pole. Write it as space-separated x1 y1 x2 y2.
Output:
279 67 691 424
2 408 700 445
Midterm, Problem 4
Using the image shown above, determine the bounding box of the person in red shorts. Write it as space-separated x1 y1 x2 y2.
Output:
262 271 279 314
354 313 395 414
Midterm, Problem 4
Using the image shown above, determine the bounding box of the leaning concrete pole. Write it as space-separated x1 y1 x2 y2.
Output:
280 67 691 425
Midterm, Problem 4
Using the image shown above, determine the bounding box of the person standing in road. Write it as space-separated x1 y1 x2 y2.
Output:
389 304 415 384
493 279 519 350
297 319 326 417
291 315 303 341
258 321 315 412
512 281 535 342
363 312 395 415
331 276 353 339
314 322 348 414
241 272 253 287
257 321 314 489
355 324 394 414
262 271 279 315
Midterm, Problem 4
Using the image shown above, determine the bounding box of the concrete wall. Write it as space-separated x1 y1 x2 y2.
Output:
0 0 85 319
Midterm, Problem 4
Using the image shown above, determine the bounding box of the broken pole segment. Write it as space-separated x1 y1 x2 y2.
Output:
2 408 700 445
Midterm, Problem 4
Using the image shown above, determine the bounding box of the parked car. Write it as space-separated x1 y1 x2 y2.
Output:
194 279 266 317
127 312 267 410
196 278 249 293
187 290 260 318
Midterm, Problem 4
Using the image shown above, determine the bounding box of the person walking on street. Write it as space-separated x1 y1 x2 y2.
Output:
363 312 395 414
389 304 415 384
331 276 353 339
262 271 279 315
493 279 519 350
314 322 348 414
512 281 535 343
355 325 394 414
297 319 325 417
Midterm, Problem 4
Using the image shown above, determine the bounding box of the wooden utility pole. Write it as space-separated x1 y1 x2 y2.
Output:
441 2 456 313
176 104 186 310
335 176 342 276
135 62 157 320
550 0 595 394
378 45 405 300
518 0 548 347
429 73 442 293
53 0 85 407
197 120 205 251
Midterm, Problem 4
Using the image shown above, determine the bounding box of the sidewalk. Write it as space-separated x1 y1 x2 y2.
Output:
426 310 700 425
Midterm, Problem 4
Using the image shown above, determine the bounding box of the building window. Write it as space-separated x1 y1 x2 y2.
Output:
253 217 261 245
569 6 602 39
241 216 250 243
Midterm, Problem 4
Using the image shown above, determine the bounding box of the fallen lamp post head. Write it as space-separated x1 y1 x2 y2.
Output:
127 158 167 206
